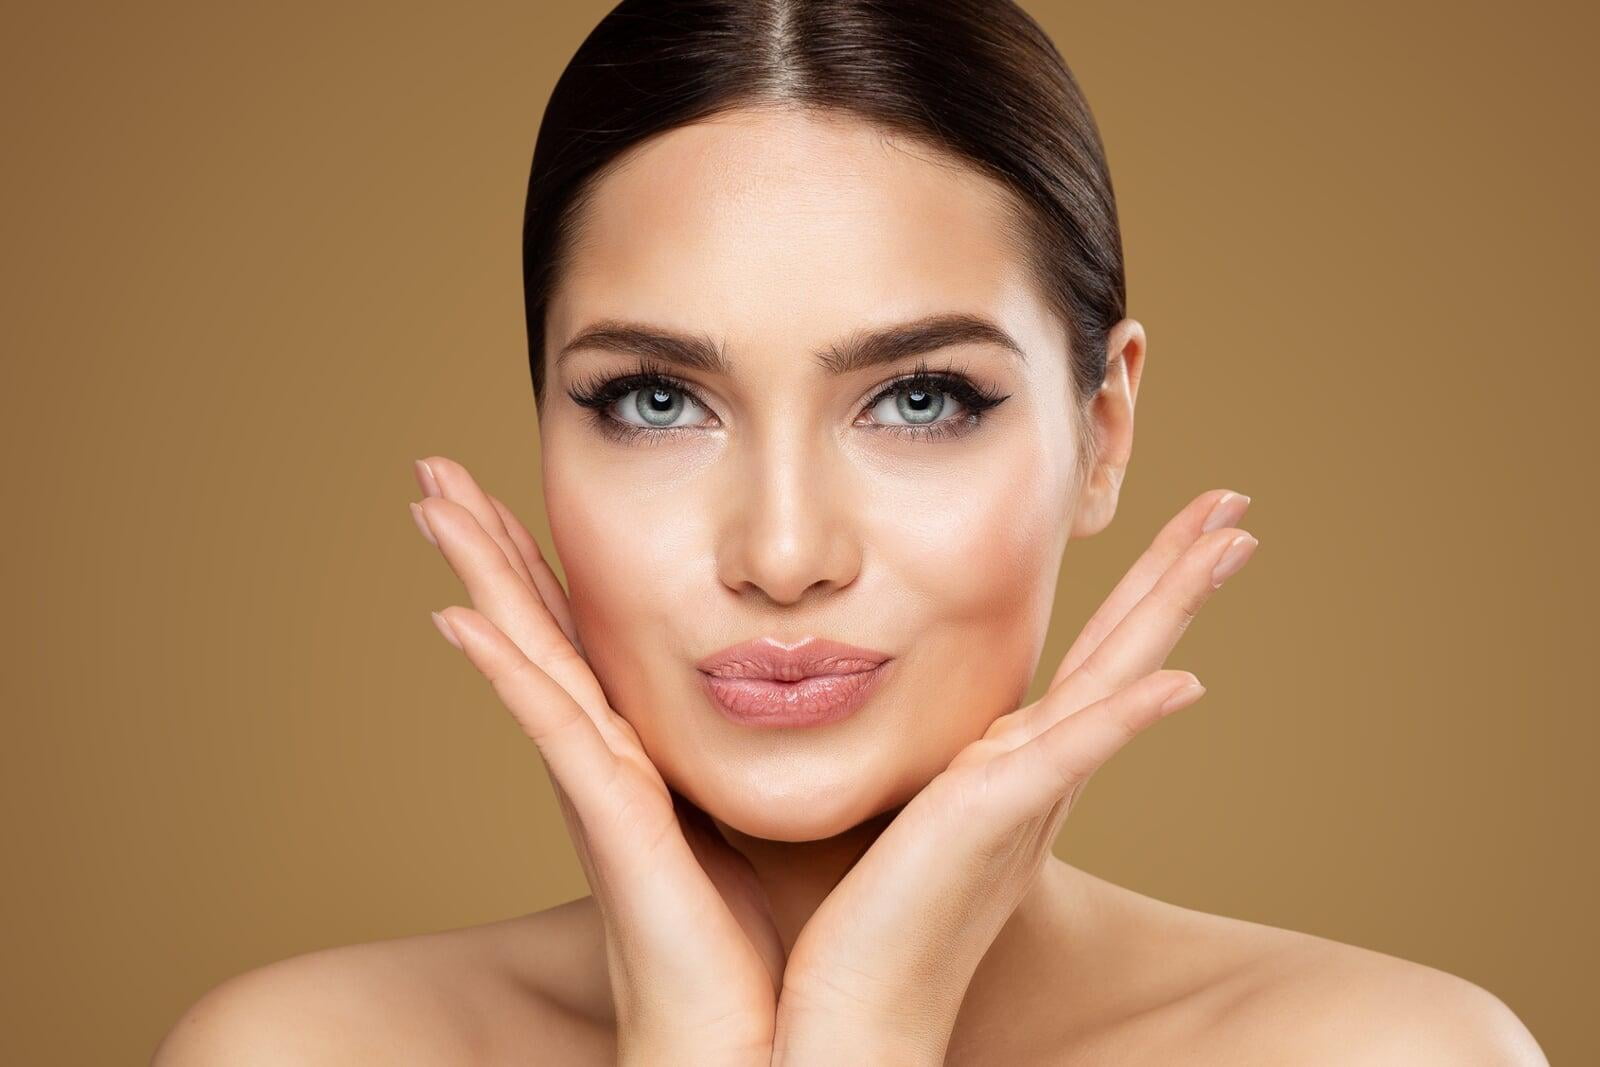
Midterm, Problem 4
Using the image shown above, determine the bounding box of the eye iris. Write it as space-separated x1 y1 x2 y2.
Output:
897 386 944 424
636 386 683 427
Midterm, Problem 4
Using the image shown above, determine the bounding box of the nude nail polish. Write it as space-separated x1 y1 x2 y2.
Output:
430 611 462 649
414 459 441 498
1211 533 1259 587
1202 491 1251 534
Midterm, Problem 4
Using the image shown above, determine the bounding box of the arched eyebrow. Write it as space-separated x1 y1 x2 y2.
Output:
554 312 1027 376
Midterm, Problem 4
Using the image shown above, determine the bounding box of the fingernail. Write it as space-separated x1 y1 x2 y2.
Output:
414 458 441 498
409 501 437 546
430 610 462 649
1202 491 1251 533
1161 678 1206 713
1211 533 1259 587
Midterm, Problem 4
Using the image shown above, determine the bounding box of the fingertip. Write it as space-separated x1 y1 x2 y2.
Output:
423 454 471 494
430 609 462 650
414 458 442 498
1210 531 1259 587
1159 674 1206 714
416 492 464 529
434 606 511 668
1200 489 1252 534
409 501 437 546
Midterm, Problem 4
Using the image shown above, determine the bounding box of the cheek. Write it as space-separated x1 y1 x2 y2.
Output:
869 435 1070 643
822 435 1073 811
542 453 705 669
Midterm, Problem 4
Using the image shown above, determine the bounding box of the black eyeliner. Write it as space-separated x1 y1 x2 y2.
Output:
565 354 1012 443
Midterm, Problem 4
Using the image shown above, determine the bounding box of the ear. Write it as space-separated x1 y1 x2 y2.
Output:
1071 318 1146 540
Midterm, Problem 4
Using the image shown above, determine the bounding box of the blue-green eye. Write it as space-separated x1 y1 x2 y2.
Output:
566 358 1010 445
860 371 1011 441
565 367 715 444
869 381 952 426
620 382 709 429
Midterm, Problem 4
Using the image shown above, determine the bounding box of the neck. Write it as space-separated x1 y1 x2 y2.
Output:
711 807 900 954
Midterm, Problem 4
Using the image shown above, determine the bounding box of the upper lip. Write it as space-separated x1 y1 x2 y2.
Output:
696 635 891 681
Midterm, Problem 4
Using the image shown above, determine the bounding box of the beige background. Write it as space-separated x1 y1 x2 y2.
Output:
2 1 1594 1062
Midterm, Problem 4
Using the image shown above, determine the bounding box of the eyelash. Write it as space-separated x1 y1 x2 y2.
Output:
565 356 1012 445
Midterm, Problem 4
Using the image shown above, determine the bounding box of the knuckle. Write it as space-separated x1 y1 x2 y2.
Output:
1074 657 1111 697
492 652 546 699
1151 580 1205 628
1110 704 1144 745
1045 757 1080 802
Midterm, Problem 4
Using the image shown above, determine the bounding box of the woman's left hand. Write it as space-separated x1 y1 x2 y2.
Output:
771 488 1259 1065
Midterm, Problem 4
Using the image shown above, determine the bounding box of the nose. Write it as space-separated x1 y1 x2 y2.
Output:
715 429 862 607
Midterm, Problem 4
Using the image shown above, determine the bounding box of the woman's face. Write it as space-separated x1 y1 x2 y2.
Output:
540 107 1091 842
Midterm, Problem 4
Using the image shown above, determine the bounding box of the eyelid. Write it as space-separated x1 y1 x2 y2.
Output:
863 369 958 410
567 357 1009 443
568 364 721 421
860 362 1007 413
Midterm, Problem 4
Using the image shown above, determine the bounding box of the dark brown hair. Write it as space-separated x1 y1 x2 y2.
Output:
523 0 1125 469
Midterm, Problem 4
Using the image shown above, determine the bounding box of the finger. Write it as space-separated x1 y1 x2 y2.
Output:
434 606 619 810
413 455 584 662
1013 524 1256 743
416 455 537 590
986 669 1205 818
1049 489 1250 692
673 790 787 994
487 490 583 655
419 494 610 722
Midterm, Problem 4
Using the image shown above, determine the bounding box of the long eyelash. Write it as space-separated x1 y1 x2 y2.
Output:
862 356 1012 441
565 356 712 445
563 355 1013 444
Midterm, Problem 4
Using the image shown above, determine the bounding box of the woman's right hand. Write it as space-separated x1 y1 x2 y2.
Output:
408 455 782 1066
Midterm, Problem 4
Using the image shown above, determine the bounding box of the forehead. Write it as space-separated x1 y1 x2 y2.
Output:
547 108 1053 364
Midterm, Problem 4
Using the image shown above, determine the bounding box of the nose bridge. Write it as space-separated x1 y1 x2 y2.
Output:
717 421 859 605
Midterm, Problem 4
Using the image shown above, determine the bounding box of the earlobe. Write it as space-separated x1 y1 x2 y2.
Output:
1070 464 1123 539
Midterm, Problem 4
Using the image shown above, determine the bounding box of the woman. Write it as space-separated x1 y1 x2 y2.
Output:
156 1 1547 1063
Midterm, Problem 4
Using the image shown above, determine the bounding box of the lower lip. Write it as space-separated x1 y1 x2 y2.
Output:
698 662 890 728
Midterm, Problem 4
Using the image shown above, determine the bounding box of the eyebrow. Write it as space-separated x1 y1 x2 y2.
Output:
553 311 1027 376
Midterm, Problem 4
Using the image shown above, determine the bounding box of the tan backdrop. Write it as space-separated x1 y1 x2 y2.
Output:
1 1 1593 1062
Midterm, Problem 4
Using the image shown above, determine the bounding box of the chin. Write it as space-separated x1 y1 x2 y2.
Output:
672 752 912 843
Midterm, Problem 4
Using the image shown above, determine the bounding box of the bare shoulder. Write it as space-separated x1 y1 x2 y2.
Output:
1050 874 1547 1066
152 896 615 1066
1148 901 1550 1066
1221 929 1549 1065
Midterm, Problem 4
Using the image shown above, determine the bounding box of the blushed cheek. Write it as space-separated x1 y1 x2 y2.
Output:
870 441 1071 711
922 442 1061 589
543 455 709 688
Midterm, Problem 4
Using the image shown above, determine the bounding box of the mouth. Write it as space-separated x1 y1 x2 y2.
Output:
695 636 893 728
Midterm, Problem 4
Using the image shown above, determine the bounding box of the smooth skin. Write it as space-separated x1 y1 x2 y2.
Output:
422 466 1228 1064
153 464 1547 1066
154 108 1546 1065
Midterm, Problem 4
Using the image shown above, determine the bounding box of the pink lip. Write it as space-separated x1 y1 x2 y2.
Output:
695 636 893 727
